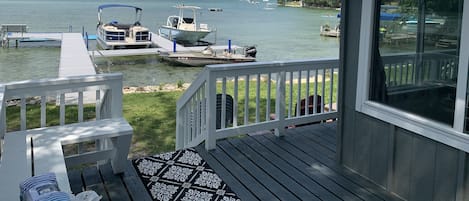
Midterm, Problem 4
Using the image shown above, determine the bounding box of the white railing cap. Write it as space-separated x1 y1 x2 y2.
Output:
206 58 339 71
3 73 122 90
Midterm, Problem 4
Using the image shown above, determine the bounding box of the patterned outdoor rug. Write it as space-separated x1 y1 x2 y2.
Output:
132 148 241 201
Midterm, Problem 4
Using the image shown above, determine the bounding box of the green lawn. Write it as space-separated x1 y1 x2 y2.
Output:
4 76 338 157
123 91 183 157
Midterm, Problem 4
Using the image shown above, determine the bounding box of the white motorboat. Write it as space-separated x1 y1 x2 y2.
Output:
158 5 212 45
160 46 257 67
96 4 152 50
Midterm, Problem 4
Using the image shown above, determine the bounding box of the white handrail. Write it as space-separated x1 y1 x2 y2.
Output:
0 73 123 133
176 59 340 150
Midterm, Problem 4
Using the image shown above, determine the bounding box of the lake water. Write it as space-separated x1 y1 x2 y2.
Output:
0 0 340 86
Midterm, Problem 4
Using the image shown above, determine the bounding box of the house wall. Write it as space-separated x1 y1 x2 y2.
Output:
338 1 468 200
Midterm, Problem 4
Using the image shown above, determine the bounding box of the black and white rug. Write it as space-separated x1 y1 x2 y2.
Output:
132 148 241 201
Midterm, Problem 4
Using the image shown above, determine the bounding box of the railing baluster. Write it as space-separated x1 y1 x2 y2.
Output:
398 63 404 85
20 97 26 130
266 73 271 120
191 97 195 141
195 90 200 138
296 71 301 117
222 78 227 128
78 92 83 122
244 75 250 125
289 72 293 118
60 94 65 126
96 90 101 120
386 64 391 86
305 70 310 115
314 69 319 114
184 105 189 147
329 67 334 112
40 96 46 127
201 85 206 132
322 69 326 113
233 76 238 127
256 74 260 123
404 63 409 84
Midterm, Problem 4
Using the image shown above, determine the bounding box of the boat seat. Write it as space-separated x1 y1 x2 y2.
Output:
183 18 194 24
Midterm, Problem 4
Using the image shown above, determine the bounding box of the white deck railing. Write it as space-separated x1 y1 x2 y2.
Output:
0 73 123 157
382 50 458 88
176 59 340 150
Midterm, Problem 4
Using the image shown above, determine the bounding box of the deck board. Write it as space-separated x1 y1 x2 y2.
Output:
217 140 303 201
67 170 84 195
67 122 402 201
194 146 260 201
82 167 110 201
227 139 322 200
98 164 132 201
121 160 153 201
207 144 280 200
239 136 343 201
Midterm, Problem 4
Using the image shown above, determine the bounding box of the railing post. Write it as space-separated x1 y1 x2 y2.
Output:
176 103 184 150
205 70 217 150
275 71 286 137
0 86 5 156
110 78 123 118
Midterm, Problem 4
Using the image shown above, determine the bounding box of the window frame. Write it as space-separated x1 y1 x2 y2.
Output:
355 0 469 152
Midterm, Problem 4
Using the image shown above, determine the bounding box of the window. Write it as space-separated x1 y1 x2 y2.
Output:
370 0 462 126
356 0 469 152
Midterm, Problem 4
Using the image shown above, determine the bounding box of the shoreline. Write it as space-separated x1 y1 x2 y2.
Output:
123 74 334 94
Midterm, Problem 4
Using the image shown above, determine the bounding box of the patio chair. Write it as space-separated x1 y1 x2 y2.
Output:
216 94 233 129
293 95 323 127
294 95 322 116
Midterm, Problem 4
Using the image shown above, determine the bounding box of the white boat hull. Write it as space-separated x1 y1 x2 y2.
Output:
159 26 211 45
96 36 152 50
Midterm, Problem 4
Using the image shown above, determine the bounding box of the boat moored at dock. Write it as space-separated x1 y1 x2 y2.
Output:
158 5 213 45
160 46 257 67
96 4 152 50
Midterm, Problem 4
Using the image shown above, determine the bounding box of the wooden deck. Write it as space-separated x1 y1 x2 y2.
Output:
67 122 402 201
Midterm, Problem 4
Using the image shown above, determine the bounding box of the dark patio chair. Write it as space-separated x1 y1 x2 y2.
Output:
216 94 233 129
293 95 323 127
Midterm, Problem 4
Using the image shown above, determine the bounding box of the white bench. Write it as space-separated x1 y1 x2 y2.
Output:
0 117 133 201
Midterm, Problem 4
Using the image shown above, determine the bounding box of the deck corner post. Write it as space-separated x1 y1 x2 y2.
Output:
205 70 217 150
110 134 132 174
274 71 286 137
176 106 184 150
110 76 123 118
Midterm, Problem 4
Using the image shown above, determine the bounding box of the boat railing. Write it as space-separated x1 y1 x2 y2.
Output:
176 59 340 150
0 73 123 159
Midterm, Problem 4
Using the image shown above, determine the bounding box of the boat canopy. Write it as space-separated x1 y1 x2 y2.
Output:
98 4 143 12
174 5 202 10
97 4 143 25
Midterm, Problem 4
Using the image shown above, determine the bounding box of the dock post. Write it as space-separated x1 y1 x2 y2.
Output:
15 40 18 48
228 39 231 53
173 39 176 52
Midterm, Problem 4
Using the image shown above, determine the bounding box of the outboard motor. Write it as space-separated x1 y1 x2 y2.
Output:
245 46 257 58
